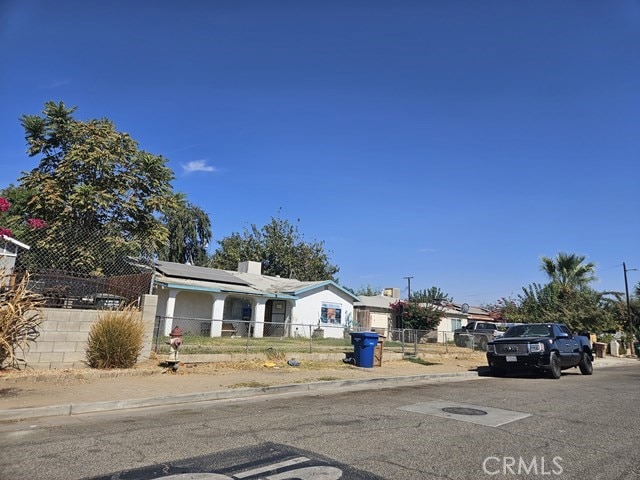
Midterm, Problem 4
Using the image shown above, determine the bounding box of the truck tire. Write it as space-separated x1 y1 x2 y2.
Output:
578 351 593 375
478 336 488 352
548 352 562 379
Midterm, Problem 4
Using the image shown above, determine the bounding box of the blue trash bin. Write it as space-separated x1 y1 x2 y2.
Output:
349 332 379 368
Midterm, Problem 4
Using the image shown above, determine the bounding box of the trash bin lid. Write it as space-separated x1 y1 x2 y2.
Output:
349 332 379 338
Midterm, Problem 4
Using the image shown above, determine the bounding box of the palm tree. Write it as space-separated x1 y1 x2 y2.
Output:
540 252 596 290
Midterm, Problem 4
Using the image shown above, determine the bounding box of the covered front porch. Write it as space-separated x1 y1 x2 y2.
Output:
155 285 296 338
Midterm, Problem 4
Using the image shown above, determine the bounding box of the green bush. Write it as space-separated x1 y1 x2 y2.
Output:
86 306 144 369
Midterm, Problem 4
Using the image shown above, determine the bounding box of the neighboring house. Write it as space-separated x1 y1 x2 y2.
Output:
153 260 359 339
353 290 472 342
431 304 469 342
0 234 30 290
353 288 400 335
433 303 499 342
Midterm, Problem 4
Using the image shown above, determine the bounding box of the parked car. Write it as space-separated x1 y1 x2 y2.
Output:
454 321 503 351
486 322 593 379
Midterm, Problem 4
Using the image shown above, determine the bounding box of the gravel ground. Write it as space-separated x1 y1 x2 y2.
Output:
0 350 487 410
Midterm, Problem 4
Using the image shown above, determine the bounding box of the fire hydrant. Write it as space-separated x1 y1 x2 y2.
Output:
165 326 183 372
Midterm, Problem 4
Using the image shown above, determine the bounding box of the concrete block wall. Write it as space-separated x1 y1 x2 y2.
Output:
23 294 158 370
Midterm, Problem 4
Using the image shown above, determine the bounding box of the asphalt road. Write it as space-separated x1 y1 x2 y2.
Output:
0 365 638 480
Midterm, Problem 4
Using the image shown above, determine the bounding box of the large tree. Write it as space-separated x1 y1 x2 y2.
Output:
347 285 382 296
505 282 617 334
0 184 40 239
389 300 443 331
410 286 452 304
159 193 212 265
210 216 339 281
19 101 176 249
540 252 596 290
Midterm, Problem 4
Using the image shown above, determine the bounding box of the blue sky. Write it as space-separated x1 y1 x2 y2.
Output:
1 1 638 305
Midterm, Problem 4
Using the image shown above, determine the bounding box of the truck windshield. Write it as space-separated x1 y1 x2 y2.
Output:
504 324 551 338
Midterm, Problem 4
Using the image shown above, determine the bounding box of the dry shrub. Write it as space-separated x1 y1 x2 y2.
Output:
0 273 44 370
86 305 144 369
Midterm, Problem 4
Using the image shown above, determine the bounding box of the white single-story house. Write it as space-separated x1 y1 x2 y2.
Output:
153 260 359 339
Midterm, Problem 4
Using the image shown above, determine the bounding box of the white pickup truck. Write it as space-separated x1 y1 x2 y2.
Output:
454 321 504 351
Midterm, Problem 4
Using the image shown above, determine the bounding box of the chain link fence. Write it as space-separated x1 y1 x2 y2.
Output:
7 226 154 309
152 316 481 357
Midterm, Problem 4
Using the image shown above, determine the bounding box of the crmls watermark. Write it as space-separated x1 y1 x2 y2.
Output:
482 456 563 476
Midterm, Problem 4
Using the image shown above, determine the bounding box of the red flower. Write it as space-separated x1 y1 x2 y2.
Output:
26 218 47 230
0 227 13 237
0 198 10 213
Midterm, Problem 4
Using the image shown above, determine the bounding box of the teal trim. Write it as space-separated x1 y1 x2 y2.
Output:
293 281 360 301
154 281 297 300
156 282 221 293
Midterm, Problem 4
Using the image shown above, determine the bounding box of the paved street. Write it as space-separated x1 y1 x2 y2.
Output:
0 364 638 480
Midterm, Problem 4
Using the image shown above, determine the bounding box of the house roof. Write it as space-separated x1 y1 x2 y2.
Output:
153 261 359 301
355 296 468 315
155 261 250 286
354 295 398 310
448 303 493 316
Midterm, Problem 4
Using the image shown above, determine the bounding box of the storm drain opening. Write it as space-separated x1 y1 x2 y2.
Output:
442 407 488 416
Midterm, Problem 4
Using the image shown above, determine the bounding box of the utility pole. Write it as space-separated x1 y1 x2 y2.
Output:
404 276 414 301
623 262 637 351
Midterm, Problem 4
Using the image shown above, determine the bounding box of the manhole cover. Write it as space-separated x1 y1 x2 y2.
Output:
442 407 488 416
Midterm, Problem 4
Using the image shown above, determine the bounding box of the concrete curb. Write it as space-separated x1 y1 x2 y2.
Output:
0 372 478 422
0 357 634 423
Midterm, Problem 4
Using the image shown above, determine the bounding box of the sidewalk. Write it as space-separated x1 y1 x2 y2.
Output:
0 353 636 422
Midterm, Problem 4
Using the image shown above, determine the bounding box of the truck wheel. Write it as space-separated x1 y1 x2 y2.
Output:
478 336 488 352
578 352 593 375
454 335 462 347
548 353 561 379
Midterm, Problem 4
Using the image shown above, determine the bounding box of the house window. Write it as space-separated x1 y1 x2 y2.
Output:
451 318 462 331
320 302 342 325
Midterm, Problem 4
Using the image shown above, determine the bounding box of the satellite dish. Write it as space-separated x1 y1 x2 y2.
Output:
461 303 470 314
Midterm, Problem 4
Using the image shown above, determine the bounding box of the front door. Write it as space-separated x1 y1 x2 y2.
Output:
264 300 286 337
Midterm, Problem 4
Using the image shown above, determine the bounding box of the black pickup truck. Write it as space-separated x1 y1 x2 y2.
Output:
486 322 593 379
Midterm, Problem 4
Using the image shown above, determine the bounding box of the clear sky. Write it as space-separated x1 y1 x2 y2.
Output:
1 0 638 305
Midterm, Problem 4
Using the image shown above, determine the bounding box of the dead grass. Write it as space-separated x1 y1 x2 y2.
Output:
0 273 44 370
229 381 270 389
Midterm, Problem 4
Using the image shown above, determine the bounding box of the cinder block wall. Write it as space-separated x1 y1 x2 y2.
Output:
23 294 158 370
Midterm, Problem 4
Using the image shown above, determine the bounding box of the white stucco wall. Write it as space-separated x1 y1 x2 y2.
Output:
156 287 169 315
292 285 354 339
174 291 214 319
369 311 390 333
435 313 467 342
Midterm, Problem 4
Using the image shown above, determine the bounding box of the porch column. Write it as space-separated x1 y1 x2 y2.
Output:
210 294 225 337
163 289 178 335
289 304 298 337
253 298 267 338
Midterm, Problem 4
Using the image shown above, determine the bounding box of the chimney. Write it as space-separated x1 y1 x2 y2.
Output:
238 261 262 275
383 288 400 299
